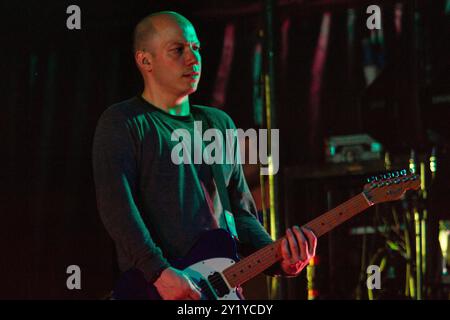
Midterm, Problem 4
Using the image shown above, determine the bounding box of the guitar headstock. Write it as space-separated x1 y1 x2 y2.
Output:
363 169 421 204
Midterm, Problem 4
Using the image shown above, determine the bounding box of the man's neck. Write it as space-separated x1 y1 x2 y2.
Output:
141 89 190 116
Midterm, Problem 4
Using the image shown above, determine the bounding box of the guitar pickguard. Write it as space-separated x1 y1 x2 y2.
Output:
185 257 239 300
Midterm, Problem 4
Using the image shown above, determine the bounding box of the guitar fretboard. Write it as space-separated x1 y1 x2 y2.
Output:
222 193 372 288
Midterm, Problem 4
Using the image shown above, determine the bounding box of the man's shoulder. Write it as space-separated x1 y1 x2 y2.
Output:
100 96 144 122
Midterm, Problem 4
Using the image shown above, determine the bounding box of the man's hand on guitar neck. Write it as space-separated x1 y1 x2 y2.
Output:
280 226 317 276
154 267 202 300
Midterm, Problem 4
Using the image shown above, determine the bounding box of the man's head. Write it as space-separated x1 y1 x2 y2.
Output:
134 11 201 100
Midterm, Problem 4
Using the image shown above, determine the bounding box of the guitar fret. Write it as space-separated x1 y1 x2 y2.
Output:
225 241 282 287
305 194 368 237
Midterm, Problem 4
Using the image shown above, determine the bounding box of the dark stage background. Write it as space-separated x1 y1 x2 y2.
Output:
2 0 449 299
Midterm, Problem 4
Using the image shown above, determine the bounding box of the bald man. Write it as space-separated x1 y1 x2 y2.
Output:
93 11 316 300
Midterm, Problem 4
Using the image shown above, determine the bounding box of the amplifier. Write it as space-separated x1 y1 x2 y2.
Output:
325 134 382 164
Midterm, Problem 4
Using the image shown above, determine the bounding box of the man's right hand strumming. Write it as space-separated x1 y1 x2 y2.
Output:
154 267 202 300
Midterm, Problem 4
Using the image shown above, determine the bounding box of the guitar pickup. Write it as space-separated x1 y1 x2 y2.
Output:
207 272 230 298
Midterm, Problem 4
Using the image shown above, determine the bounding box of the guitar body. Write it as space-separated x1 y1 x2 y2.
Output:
112 229 242 300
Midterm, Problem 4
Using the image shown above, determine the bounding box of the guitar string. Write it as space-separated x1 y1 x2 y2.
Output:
211 182 412 287
224 209 367 284
223 194 371 285
226 194 366 271
224 180 416 285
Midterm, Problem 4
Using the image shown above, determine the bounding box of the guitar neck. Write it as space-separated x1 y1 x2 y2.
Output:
222 192 372 288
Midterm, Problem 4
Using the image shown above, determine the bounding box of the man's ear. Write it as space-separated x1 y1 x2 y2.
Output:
135 51 152 71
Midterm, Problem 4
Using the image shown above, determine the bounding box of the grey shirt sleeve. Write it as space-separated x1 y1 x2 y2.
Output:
92 109 170 282
228 160 274 250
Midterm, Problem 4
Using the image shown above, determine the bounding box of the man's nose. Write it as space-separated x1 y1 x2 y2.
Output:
185 46 200 66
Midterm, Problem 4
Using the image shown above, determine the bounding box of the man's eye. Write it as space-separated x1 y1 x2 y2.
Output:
172 47 183 54
192 45 201 51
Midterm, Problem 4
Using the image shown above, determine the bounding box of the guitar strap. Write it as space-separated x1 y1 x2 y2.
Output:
193 107 239 241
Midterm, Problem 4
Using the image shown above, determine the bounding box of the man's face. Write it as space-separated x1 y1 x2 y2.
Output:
148 20 201 98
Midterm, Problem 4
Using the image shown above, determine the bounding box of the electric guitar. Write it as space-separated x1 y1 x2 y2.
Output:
113 169 420 300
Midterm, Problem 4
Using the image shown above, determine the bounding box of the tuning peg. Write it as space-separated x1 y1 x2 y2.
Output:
393 171 400 178
400 169 407 176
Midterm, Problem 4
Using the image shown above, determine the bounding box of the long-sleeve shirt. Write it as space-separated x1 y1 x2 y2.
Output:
92 96 275 282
